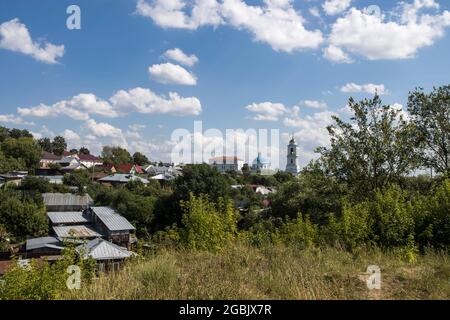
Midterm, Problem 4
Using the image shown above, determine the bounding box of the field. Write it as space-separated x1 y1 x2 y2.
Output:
64 243 450 300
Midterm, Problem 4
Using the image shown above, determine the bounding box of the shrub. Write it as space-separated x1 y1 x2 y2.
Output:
180 194 238 252
278 215 318 248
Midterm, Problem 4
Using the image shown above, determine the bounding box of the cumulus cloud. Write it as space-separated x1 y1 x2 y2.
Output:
110 87 202 116
283 110 337 150
323 44 353 63
84 119 128 147
302 100 328 109
163 48 199 66
17 88 202 120
0 18 64 64
0 114 34 126
137 0 323 52
18 94 118 121
326 4 450 62
149 62 197 85
340 83 388 95
245 102 288 121
322 0 352 16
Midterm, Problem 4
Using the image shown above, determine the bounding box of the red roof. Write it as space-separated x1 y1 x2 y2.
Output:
116 164 144 174
78 154 101 162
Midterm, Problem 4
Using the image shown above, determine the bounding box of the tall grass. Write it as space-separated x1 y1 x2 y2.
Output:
64 243 450 300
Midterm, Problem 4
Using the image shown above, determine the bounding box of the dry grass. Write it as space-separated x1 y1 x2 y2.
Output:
64 244 450 300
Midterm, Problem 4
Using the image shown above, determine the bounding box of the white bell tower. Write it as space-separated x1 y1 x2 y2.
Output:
286 136 298 175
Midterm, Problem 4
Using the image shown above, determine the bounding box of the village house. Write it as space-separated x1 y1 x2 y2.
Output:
42 193 94 212
98 173 149 186
209 156 245 173
116 164 145 175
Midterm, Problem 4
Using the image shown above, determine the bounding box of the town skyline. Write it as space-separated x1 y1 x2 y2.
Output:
1 0 450 169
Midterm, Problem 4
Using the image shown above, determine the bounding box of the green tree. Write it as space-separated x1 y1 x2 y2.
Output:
0 193 48 240
408 85 450 176
180 194 237 252
79 147 90 155
317 94 420 198
51 136 67 156
133 152 149 166
1 137 42 170
63 170 91 194
101 146 132 165
38 137 53 153
20 176 51 193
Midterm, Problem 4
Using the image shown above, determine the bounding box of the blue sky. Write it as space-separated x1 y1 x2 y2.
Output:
0 0 449 168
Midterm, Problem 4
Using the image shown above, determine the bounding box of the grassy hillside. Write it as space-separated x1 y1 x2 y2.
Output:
64 243 450 300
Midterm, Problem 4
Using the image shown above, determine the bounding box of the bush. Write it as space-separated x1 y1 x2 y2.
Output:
180 194 238 252
278 215 318 248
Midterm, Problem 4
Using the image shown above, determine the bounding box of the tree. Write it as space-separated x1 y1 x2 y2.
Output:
51 136 67 156
317 95 420 198
1 137 42 170
0 193 48 240
79 147 90 155
63 170 91 194
38 138 53 153
408 85 450 176
8 128 33 139
180 194 237 251
20 176 51 193
173 164 232 204
101 146 132 165
133 152 149 166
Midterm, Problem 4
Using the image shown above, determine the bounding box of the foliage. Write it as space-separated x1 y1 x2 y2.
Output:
0 244 95 300
63 170 91 194
101 146 132 165
408 85 450 176
51 136 67 156
180 194 237 252
133 152 149 166
79 147 90 155
1 137 42 170
317 94 421 198
277 215 318 248
0 191 48 240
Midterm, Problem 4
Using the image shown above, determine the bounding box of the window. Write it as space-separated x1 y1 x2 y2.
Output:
291 159 293 164
290 148 294 154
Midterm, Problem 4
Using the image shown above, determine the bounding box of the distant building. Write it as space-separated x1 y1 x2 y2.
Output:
115 164 144 175
42 193 94 212
98 173 149 186
252 153 271 172
209 156 245 173
286 137 299 175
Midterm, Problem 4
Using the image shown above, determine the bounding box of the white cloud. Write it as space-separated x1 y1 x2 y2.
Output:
129 124 147 131
323 44 353 63
245 102 288 121
18 93 117 121
149 62 197 85
137 0 323 52
18 88 202 120
110 87 202 116
136 0 223 30
309 7 321 18
302 100 328 109
0 114 34 126
340 82 388 95
62 129 81 145
326 5 450 62
322 0 352 16
84 119 128 147
0 18 64 64
283 110 337 150
164 48 199 66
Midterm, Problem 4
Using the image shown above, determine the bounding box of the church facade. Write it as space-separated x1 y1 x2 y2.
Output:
286 137 299 175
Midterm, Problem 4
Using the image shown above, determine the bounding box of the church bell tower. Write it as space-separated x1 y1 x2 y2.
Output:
286 136 298 175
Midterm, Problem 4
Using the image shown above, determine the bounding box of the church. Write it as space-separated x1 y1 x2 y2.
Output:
285 137 299 175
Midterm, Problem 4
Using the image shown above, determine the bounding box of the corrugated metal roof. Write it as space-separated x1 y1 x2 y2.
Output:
98 174 149 184
26 237 60 251
47 211 90 224
43 193 94 207
92 207 136 231
53 225 101 238
78 238 134 260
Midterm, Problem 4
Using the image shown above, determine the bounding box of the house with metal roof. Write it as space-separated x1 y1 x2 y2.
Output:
42 193 94 212
53 225 102 240
24 237 64 259
77 238 135 272
89 207 136 249
98 173 149 186
47 211 90 226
